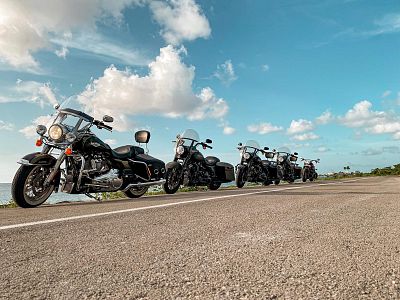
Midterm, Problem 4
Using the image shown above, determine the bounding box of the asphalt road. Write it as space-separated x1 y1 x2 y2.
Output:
1 177 400 299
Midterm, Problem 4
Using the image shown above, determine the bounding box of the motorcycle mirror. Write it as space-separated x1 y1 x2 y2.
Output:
238 142 242 146
264 147 269 151
176 134 181 139
294 152 298 156
54 103 60 110
205 139 212 144
103 115 114 123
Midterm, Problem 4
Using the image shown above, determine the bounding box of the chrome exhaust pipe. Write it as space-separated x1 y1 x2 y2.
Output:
123 179 166 191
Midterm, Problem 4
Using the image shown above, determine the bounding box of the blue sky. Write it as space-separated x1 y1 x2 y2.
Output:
0 0 400 181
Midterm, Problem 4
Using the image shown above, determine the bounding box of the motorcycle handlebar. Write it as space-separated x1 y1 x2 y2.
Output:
201 142 212 149
93 120 113 131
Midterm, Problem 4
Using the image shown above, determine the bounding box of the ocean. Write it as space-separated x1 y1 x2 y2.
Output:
0 183 90 205
0 182 237 205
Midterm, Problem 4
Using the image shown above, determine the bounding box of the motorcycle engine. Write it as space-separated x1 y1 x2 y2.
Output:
183 162 210 185
93 169 123 189
85 154 110 176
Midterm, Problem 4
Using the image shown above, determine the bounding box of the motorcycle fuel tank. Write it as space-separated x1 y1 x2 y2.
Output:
81 136 111 153
192 151 204 162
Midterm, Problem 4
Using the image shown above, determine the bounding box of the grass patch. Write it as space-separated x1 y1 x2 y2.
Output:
1 199 18 209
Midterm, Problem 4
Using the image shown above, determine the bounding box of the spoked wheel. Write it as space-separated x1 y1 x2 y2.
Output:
124 187 148 198
208 182 221 190
163 166 182 194
302 169 308 182
12 165 55 208
274 180 280 185
235 167 247 188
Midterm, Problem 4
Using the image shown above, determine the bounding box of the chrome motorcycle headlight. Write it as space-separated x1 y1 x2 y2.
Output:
243 152 251 160
278 156 285 163
176 145 185 155
48 124 63 141
36 125 47 136
65 132 76 143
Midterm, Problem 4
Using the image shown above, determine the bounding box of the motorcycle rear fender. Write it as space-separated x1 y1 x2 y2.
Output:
19 152 57 166
166 161 182 171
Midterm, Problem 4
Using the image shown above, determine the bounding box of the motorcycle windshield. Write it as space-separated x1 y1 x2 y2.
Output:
179 129 200 145
244 140 260 150
53 110 91 131
277 146 291 158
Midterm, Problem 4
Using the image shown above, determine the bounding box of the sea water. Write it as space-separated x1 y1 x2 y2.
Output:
0 183 90 205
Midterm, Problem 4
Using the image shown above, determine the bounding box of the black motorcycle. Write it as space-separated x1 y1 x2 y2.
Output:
235 140 279 188
301 158 320 182
275 147 301 183
163 129 234 194
12 106 166 208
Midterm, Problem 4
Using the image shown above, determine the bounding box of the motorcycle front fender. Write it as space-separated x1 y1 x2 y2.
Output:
235 164 247 172
18 152 61 188
18 152 57 166
166 161 182 171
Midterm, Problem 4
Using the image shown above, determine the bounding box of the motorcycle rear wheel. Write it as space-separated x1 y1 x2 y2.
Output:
123 187 148 198
12 165 55 208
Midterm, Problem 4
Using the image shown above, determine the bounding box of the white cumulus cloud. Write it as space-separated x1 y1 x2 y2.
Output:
150 0 211 45
338 100 400 139
316 110 334 125
291 132 320 141
222 125 235 135
247 122 283 135
19 115 54 138
287 119 314 135
78 45 228 131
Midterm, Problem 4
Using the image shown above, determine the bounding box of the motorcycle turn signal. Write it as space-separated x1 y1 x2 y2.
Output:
65 147 73 156
35 138 43 147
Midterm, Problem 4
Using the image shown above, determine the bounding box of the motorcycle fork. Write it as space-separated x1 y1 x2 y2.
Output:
44 153 66 187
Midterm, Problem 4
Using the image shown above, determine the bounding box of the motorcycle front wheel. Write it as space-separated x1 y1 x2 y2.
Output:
163 166 182 194
235 167 247 188
124 187 148 198
12 165 55 208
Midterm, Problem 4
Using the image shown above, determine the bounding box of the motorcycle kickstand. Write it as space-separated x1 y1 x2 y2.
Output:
85 193 102 202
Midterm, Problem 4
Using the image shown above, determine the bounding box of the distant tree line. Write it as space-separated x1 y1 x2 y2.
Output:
370 164 400 176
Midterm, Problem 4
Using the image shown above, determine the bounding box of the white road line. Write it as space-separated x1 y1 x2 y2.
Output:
0 179 367 231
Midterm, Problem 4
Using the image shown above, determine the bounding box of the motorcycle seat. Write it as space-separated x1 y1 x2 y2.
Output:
205 156 220 166
112 145 145 159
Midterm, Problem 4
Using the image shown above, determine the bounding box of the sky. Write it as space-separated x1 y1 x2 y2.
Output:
0 0 400 182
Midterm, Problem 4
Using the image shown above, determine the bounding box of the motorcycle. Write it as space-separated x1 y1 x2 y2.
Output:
163 129 235 194
235 140 279 188
275 147 301 183
301 158 320 182
12 106 166 208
